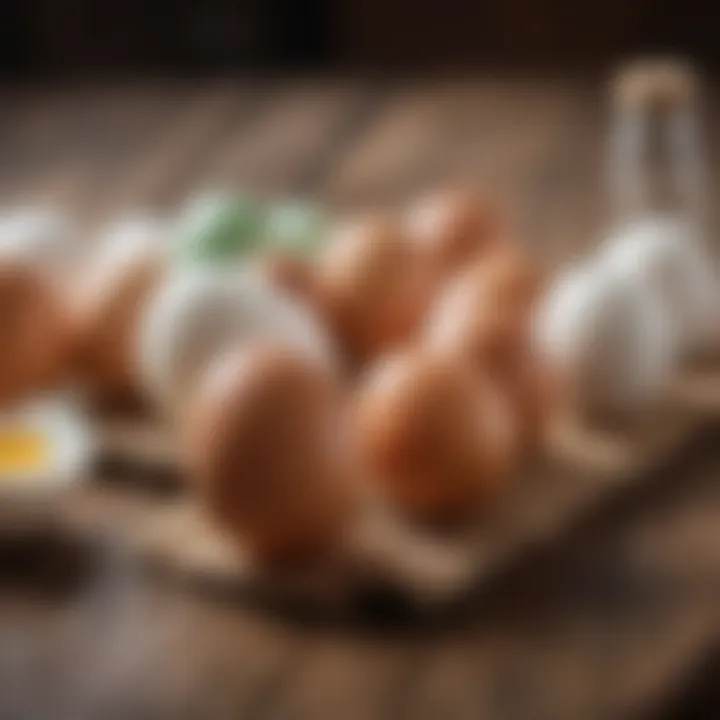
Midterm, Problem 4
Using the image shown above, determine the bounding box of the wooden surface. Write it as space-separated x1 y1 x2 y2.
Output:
89 401 708 614
2 78 720 719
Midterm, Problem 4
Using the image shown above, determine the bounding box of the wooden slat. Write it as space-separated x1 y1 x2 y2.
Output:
0 87 104 199
0 560 301 719
108 83 261 213
59 84 255 222
255 634 415 720
5 86 192 216
70 584 299 718
190 79 375 198
0 83 263 226
319 83 478 208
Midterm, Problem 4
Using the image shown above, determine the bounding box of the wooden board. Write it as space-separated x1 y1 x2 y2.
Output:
72 396 707 615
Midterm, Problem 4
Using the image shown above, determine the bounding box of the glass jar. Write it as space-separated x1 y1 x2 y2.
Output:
607 58 707 238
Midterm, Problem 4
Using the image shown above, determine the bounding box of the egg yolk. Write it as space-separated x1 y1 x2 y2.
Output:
0 428 52 474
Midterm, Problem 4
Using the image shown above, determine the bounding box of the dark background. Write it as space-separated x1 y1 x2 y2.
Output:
1 0 719 77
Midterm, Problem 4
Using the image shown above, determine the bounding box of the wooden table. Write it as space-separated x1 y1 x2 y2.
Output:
1 78 720 720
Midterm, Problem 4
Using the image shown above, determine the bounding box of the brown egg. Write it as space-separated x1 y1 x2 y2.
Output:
424 247 541 376
186 344 358 566
353 350 518 525
424 248 552 451
257 251 319 309
405 187 509 277
314 214 432 363
493 348 558 453
72 245 162 409
0 260 71 407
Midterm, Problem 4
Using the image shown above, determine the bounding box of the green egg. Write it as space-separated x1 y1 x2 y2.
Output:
175 192 264 265
263 200 327 257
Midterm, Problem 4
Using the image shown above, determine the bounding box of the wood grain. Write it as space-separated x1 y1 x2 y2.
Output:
184 79 374 198
401 432 720 720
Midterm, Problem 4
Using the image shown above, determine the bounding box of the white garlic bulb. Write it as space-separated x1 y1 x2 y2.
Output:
137 267 335 420
599 216 720 356
534 261 678 419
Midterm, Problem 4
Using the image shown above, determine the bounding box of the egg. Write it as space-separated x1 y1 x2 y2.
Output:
72 215 167 408
256 251 319 308
424 247 541 375
405 187 508 277
314 214 432 363
423 247 552 450
0 259 71 407
533 262 678 422
137 268 335 422
599 216 719 357
0 396 93 488
353 350 518 524
0 206 75 281
425 249 551 449
185 344 358 566
498 349 558 452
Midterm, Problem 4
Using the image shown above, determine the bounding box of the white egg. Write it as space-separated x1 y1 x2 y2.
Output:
91 213 168 268
534 261 678 419
78 214 168 306
137 267 335 419
0 206 75 277
599 217 720 355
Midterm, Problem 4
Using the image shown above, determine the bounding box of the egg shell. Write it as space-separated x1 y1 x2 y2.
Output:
424 248 552 450
256 251 320 309
314 214 433 364
185 344 358 566
533 261 678 421
424 247 541 375
405 187 509 277
0 206 75 281
72 215 167 408
137 267 335 422
0 259 72 407
599 216 720 356
353 350 519 525
493 348 559 453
